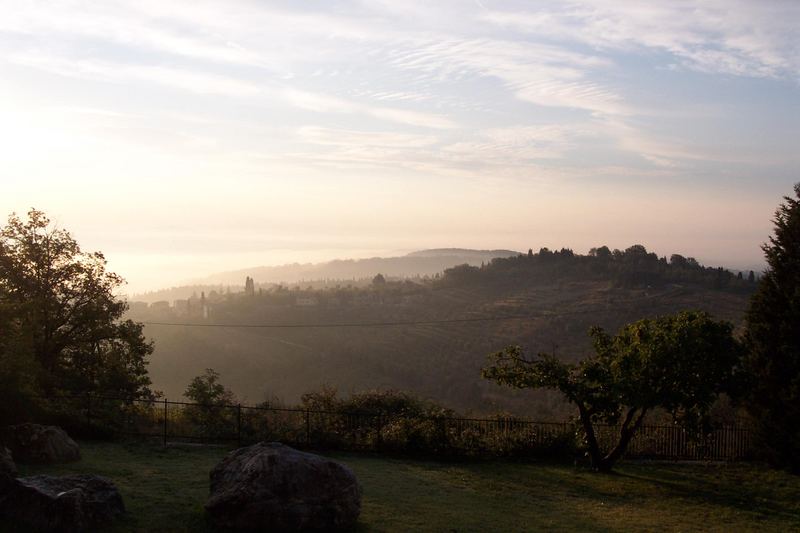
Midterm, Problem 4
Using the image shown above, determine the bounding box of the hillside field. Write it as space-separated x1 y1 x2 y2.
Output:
137 278 751 417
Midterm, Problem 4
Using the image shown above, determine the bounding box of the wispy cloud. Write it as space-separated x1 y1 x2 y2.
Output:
0 1 268 67
381 37 624 116
442 125 584 162
296 127 438 149
9 52 261 96
483 1 800 80
282 123 597 184
1 0 796 222
282 89 456 129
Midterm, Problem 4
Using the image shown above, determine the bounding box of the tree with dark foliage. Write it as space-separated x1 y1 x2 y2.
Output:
0 294 37 422
183 368 236 439
185 368 236 406
0 209 152 400
441 243 751 291
743 183 800 472
483 311 740 471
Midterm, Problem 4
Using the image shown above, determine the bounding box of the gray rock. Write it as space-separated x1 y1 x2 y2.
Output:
206 442 361 531
0 474 124 532
3 423 80 464
0 447 15 478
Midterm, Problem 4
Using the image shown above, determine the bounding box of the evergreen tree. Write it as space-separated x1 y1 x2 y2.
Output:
743 183 800 472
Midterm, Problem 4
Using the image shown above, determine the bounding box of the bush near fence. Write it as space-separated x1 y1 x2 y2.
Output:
30 393 754 462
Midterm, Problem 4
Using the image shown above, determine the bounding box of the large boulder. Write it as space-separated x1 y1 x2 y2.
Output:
206 442 361 531
3 423 80 464
0 448 15 478
0 474 125 532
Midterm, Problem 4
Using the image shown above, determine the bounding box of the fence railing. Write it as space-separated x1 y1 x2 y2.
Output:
33 394 754 461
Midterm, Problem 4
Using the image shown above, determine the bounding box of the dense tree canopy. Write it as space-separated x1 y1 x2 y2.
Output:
439 243 753 291
483 311 741 471
0 295 37 421
743 183 800 472
182 368 237 439
184 368 236 406
0 209 152 406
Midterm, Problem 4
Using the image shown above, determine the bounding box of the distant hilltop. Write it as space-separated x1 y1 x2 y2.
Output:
405 248 519 259
199 249 522 286
131 248 520 303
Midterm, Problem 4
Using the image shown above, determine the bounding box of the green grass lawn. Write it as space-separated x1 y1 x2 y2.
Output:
12 440 800 532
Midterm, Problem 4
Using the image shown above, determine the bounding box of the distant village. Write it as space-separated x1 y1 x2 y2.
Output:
126 275 427 320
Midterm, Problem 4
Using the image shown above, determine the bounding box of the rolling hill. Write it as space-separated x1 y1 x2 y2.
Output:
131 248 519 303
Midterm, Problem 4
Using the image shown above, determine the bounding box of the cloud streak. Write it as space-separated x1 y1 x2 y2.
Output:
9 52 262 96
483 1 800 80
282 89 456 129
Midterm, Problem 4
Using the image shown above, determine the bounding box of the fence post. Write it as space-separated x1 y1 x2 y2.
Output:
237 404 242 447
376 414 382 452
163 398 168 447
305 409 310 447
85 392 91 432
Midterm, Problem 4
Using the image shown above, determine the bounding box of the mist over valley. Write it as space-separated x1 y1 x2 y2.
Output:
131 248 520 302
127 246 755 417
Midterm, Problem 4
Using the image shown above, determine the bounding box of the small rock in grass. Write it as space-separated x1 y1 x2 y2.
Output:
3 423 81 464
0 447 16 478
0 474 125 532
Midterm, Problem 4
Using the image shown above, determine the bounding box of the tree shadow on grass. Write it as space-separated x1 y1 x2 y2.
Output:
614 464 800 522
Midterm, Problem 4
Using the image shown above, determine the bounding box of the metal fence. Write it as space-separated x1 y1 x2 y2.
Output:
35 395 754 461
593 422 754 461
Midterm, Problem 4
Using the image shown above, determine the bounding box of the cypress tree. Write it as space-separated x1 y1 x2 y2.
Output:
743 183 800 471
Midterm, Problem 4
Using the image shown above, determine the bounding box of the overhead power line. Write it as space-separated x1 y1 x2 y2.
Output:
140 311 584 330
139 306 613 329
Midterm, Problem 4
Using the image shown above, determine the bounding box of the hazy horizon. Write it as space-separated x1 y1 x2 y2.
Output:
2 1 796 294
121 242 766 298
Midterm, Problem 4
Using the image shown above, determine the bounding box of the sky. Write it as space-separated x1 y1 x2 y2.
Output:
1 0 798 294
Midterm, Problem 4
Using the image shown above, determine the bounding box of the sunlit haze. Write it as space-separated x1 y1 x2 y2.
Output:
2 0 798 294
